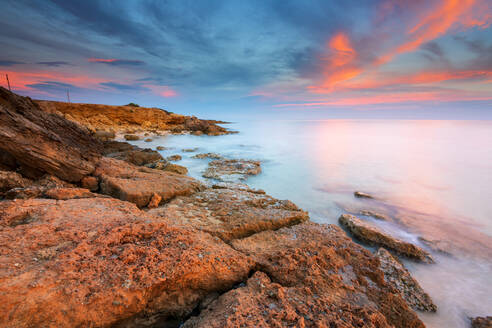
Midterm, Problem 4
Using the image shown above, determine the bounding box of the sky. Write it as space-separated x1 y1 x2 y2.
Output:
0 0 491 120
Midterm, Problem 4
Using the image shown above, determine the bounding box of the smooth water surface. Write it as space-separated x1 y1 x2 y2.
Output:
132 119 492 327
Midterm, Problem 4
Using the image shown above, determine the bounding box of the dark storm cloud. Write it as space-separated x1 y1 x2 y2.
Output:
36 61 71 67
0 60 24 66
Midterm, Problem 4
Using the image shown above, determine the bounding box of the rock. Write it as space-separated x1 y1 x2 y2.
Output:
192 153 224 160
103 140 163 166
147 193 162 209
144 138 152 142
183 148 199 152
376 248 437 312
354 191 374 199
81 176 99 191
211 182 265 194
0 170 31 195
4 175 74 199
149 187 309 242
203 159 261 182
339 214 434 263
94 130 115 141
471 316 492 328
0 87 102 182
163 163 188 175
43 187 102 200
184 116 228 135
156 146 166 151
167 154 182 161
0 151 18 171
145 160 169 171
124 134 140 141
184 222 424 328
360 210 390 221
94 157 202 207
0 198 253 327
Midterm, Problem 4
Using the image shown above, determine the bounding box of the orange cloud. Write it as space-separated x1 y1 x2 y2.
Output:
88 58 118 63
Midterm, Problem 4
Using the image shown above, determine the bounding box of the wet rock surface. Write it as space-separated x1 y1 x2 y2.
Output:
471 316 492 328
0 87 102 182
203 159 261 182
184 222 424 328
354 191 374 199
376 248 436 312
0 198 253 327
149 187 308 242
94 157 202 207
339 214 434 263
192 153 224 160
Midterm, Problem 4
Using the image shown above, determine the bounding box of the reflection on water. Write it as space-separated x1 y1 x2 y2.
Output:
132 119 492 328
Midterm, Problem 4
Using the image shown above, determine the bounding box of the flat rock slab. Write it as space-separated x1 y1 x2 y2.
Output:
0 198 253 327
184 222 424 328
339 214 434 263
0 87 102 182
203 159 261 182
94 157 203 207
376 248 436 312
148 187 308 242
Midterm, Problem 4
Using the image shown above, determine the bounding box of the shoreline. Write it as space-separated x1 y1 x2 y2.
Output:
0 87 488 327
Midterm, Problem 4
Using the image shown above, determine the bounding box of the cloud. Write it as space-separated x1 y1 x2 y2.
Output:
99 82 148 92
88 58 144 66
36 61 71 67
25 81 78 92
0 60 24 66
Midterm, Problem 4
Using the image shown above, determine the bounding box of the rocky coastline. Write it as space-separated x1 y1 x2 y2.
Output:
0 87 484 327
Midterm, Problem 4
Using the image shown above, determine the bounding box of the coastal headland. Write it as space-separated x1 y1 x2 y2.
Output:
1 86 480 327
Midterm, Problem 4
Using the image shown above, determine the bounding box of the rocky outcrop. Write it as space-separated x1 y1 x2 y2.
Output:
339 214 434 263
0 170 31 196
0 87 102 182
167 154 182 161
184 222 424 328
0 198 253 327
36 100 230 136
102 140 164 167
203 159 261 182
149 187 309 242
3 175 75 199
376 248 436 312
471 316 492 328
94 157 202 207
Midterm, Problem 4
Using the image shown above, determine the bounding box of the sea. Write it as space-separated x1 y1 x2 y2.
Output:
129 119 492 328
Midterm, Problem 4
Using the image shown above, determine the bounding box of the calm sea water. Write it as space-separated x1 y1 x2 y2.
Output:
132 119 492 328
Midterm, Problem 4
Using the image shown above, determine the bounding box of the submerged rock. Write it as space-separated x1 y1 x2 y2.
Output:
183 148 199 152
360 209 390 221
354 191 374 199
94 157 202 207
192 153 224 160
471 316 492 328
149 187 308 242
166 154 182 161
339 214 434 263
184 222 424 328
376 248 437 312
203 159 261 182
0 87 102 182
0 198 253 327
124 134 140 141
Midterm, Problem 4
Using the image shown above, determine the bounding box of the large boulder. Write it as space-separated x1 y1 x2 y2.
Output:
94 157 203 207
0 198 253 327
149 187 309 242
102 140 163 167
0 87 102 182
184 222 424 328
339 214 434 263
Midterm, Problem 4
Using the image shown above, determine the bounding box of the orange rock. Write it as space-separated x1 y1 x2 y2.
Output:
94 157 202 207
81 176 99 191
0 87 102 182
149 187 308 242
339 214 434 262
185 222 424 328
147 193 162 208
0 198 253 327
0 170 31 195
